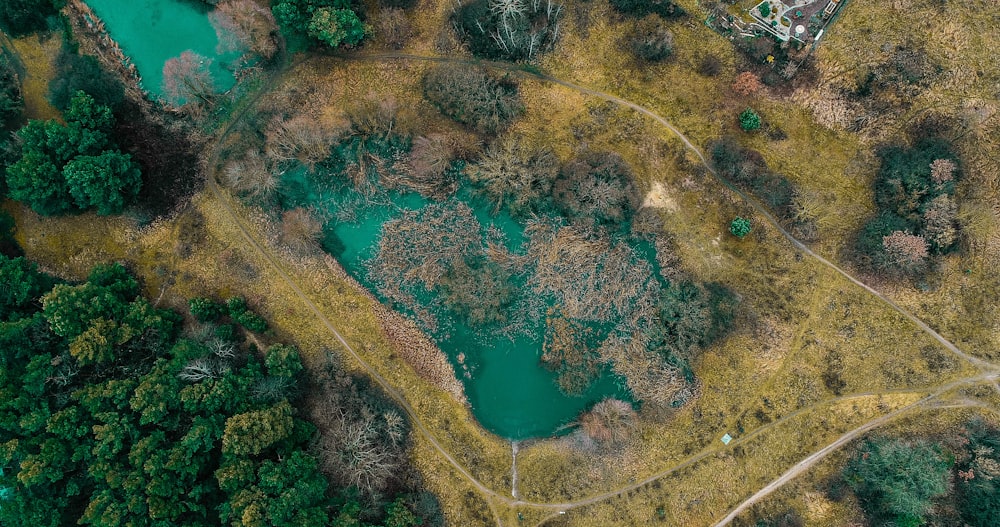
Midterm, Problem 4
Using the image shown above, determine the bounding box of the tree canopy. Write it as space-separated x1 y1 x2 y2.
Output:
0 258 432 526
5 91 141 215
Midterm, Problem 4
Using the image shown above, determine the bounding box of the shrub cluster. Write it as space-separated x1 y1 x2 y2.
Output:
422 64 523 135
272 0 365 48
855 138 960 274
0 0 64 37
609 0 685 19
627 14 674 62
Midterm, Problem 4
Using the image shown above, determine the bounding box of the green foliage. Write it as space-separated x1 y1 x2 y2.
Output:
188 296 225 323
423 64 523 135
272 0 365 47
609 0 685 19
857 138 960 272
739 107 762 131
222 399 295 456
307 7 365 47
843 438 951 526
265 344 304 379
48 45 125 111
0 260 436 527
0 0 65 37
64 151 142 215
730 217 752 238
452 0 563 61
0 255 52 320
226 296 269 332
758 3 771 17
5 92 140 216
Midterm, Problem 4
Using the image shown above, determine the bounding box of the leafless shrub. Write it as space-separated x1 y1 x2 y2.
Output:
209 0 279 61
265 114 340 171
541 308 599 395
930 158 957 184
346 94 403 138
223 150 277 199
423 64 523 135
524 220 656 323
580 398 636 445
397 134 462 198
179 358 225 382
732 71 762 96
280 207 323 254
469 136 559 216
921 194 958 250
377 8 413 50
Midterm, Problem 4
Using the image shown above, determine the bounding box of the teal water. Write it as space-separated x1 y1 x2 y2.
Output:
85 0 236 98
281 166 634 440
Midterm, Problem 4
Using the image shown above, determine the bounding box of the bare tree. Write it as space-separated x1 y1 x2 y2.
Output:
209 0 279 60
280 207 324 254
162 51 216 107
469 136 559 216
580 398 636 445
223 150 278 200
377 8 412 50
265 114 340 171
882 230 929 271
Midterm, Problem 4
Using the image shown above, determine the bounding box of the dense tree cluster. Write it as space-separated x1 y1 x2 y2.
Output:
843 438 951 526
856 138 961 274
452 0 564 61
0 259 433 526
5 92 141 216
272 0 365 48
0 52 23 191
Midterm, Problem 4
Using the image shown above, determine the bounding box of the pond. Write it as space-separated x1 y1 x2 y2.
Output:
280 164 637 440
84 0 235 99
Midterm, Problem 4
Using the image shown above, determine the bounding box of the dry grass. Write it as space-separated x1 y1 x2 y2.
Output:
9 32 60 121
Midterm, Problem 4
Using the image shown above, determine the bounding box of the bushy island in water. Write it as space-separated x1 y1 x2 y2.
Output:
228 61 741 440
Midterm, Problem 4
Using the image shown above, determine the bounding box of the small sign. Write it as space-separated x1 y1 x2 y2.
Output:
721 433 733 445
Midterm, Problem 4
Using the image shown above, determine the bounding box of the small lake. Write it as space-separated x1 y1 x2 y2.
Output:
280 165 636 440
85 0 235 98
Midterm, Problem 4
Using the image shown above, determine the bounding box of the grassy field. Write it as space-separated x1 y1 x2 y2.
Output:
6 0 1000 524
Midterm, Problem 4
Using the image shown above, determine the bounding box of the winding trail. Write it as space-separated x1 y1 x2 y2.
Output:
202 51 999 524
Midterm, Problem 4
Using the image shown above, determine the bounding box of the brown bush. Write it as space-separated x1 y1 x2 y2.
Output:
280 208 323 254
265 114 339 171
882 230 929 271
377 8 412 50
732 71 762 96
580 398 636 445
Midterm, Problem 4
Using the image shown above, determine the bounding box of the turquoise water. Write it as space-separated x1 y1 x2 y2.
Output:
85 0 236 98
282 166 634 440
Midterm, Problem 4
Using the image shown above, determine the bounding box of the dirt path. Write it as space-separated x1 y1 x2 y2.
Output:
712 393 1000 526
